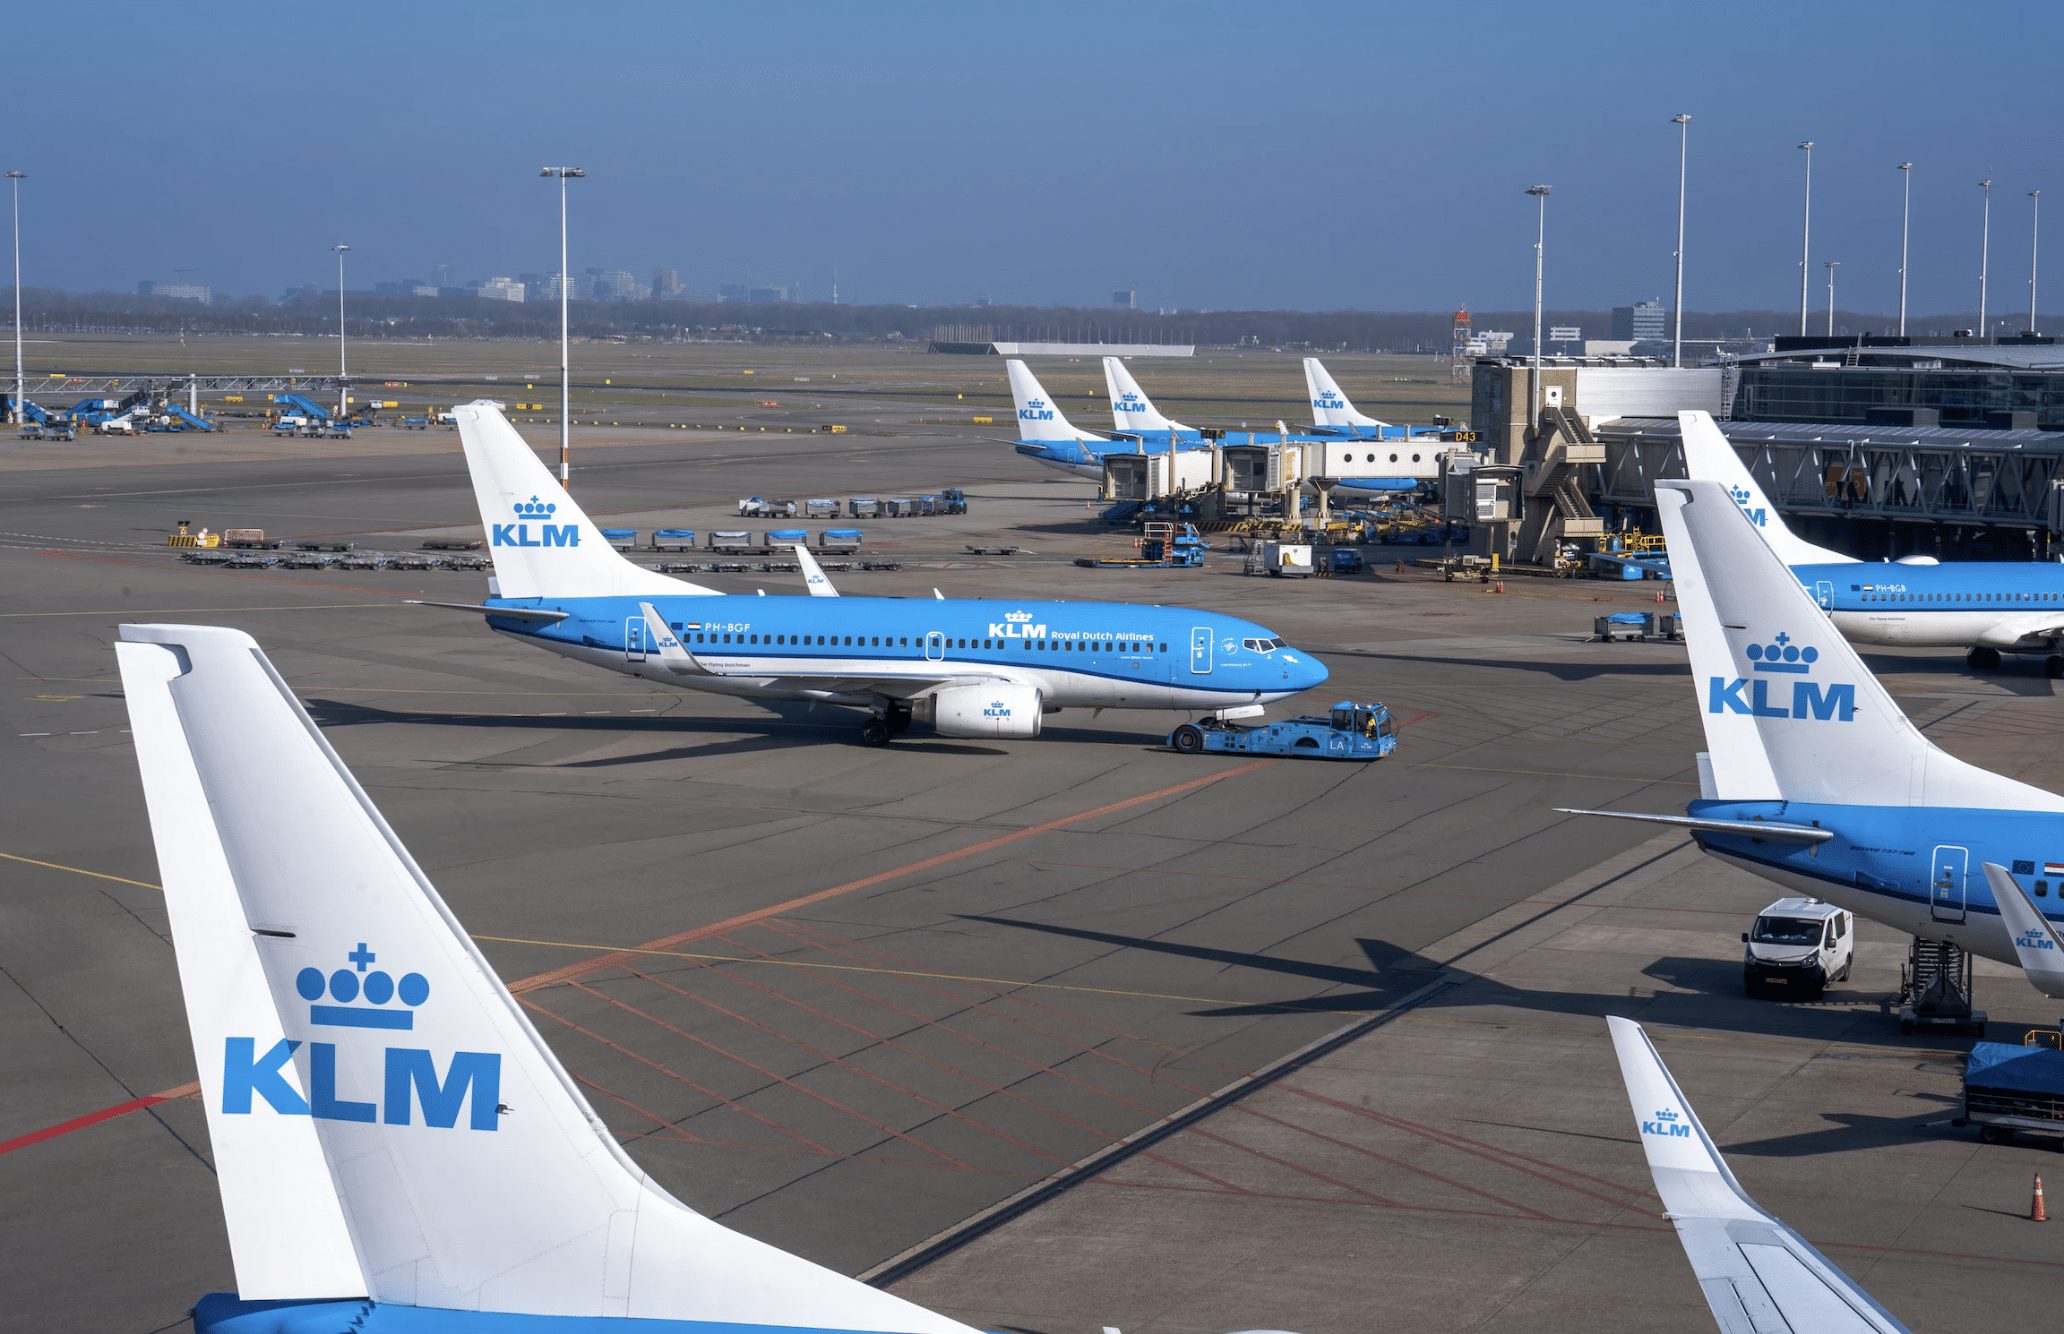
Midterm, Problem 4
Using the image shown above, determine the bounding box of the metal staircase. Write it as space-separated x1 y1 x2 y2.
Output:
1900 938 1987 1034
1514 403 1604 561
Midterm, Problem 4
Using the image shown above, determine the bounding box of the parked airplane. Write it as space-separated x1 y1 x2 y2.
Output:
424 403 1326 744
1005 358 1195 478
1104 355 1204 443
1607 1017 1910 1333
1564 477 2064 967
1680 409 2064 675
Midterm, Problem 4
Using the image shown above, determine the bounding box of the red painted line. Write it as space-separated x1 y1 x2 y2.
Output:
510 758 1277 995
0 1092 172 1156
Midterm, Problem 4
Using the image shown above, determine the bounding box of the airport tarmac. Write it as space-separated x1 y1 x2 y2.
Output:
4 398 2063 1332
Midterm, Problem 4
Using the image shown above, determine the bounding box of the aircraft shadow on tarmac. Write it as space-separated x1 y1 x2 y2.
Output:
959 914 1971 1056
298 696 1165 761
1342 648 1692 683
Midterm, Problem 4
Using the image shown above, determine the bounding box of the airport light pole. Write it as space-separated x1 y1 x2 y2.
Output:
2029 189 2042 334
1796 142 1813 337
540 166 586 486
1526 184 1551 429
1897 162 1913 337
1979 178 1993 339
1672 114 1690 367
1825 260 1839 338
331 243 350 417
6 171 22 426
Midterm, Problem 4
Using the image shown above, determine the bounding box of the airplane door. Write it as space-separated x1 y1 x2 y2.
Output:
1814 579 1835 611
924 630 945 662
624 617 648 663
1930 844 1969 923
1190 626 1213 675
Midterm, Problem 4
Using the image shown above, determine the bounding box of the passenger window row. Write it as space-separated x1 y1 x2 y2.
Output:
658 628 1170 654
1860 590 2060 604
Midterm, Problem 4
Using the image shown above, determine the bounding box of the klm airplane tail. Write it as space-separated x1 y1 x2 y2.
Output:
1102 356 1191 435
1303 358 1387 430
1657 479 2064 812
455 402 715 599
1005 360 1103 444
117 623 976 1333
1676 410 1852 566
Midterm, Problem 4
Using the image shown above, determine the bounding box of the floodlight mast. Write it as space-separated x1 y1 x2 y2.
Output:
1526 184 1551 427
1897 163 1913 336
1671 114 1690 367
1796 141 1814 336
540 166 586 485
6 171 24 425
332 243 350 416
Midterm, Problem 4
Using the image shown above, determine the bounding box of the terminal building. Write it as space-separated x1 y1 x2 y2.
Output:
1469 339 2064 562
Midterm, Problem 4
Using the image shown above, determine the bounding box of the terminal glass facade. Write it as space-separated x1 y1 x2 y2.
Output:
1736 365 2064 430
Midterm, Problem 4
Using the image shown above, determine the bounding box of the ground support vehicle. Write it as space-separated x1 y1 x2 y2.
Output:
1957 1043 2064 1146
1741 897 1854 998
1170 701 1396 761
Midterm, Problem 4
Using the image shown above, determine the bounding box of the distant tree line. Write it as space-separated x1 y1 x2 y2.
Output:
1 287 1967 349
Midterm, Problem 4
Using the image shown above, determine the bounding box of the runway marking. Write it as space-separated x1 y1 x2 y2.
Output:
0 851 164 891
0 1094 175 1156
508 756 1279 994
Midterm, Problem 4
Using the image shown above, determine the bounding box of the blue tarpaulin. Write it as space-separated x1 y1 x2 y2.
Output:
1965 1042 2064 1095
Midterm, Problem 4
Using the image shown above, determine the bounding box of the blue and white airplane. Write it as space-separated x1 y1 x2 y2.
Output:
1567 477 2064 968
425 403 1326 744
118 620 1332 1333
1682 409 2064 676
1005 358 1206 478
1103 356 1204 444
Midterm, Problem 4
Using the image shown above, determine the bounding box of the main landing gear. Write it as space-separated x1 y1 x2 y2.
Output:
1965 646 2064 677
858 702 913 747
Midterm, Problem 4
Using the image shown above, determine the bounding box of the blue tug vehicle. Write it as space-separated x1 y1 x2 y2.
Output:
1169 700 1397 760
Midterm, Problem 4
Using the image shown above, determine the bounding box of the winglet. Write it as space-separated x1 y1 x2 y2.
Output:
1983 862 2064 998
637 602 709 675
793 544 839 597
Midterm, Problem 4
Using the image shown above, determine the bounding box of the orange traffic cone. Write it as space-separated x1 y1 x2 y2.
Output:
1654 589 1665 604
2035 1174 2049 1222
1495 580 1505 594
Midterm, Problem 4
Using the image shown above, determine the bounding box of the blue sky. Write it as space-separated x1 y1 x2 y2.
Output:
13 0 2063 315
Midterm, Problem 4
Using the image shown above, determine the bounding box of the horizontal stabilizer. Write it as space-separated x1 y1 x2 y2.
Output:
1557 808 1833 843
1983 862 2064 998
404 599 568 623
1607 1017 1909 1334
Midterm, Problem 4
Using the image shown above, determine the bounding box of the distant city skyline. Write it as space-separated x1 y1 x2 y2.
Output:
10 2 2062 318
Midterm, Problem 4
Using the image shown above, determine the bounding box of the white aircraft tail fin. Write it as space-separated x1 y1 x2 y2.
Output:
1983 863 2064 998
1102 356 1190 434
1677 410 1852 565
454 402 716 599
116 622 974 1332
1006 360 1101 443
1607 1017 1910 1333
1303 358 1387 429
1660 479 2064 811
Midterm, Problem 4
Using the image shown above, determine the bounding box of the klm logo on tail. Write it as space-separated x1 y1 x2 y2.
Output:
492 496 580 549
1708 631 1856 722
223 943 502 1132
1728 484 1768 528
1019 398 1056 423
1115 392 1148 415
1641 1107 1691 1138
1314 392 1347 411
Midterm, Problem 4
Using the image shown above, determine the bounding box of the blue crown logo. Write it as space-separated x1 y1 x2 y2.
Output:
296 943 429 1030
1729 485 1753 506
1653 1108 1679 1122
1027 398 1046 410
512 495 557 520
1745 631 1817 675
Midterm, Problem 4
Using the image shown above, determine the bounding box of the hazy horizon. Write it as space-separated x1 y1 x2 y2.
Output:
9 1 2063 321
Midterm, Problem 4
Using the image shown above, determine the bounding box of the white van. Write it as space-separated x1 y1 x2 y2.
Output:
1741 897 1854 998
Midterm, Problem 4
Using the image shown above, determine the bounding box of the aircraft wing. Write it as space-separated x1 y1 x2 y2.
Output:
632 605 1020 700
793 544 839 597
1607 1017 1910 1334
1982 862 2064 997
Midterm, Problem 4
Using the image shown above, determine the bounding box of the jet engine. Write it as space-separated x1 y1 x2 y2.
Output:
930 682 1043 739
